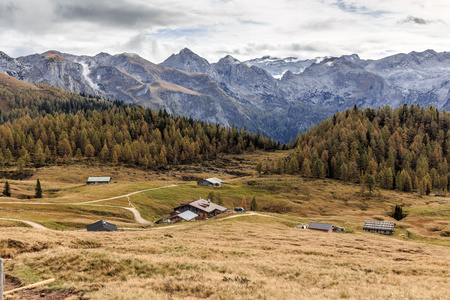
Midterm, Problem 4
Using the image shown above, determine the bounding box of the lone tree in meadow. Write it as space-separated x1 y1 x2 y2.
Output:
250 196 258 211
3 181 11 197
393 205 404 221
35 178 42 198
364 174 376 193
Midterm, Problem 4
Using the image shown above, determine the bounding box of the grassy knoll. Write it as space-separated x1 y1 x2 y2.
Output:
1 217 449 299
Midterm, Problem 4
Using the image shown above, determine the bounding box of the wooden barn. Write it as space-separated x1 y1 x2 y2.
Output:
197 177 223 187
173 198 227 219
86 220 118 232
308 222 334 233
86 177 112 185
363 221 395 235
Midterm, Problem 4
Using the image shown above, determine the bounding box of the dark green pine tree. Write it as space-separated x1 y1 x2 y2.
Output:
3 181 11 197
393 205 404 221
35 178 42 198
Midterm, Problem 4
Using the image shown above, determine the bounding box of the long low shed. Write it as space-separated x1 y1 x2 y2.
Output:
363 220 395 235
87 177 112 185
308 222 334 233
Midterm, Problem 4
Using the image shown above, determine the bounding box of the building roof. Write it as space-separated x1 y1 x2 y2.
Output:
308 222 333 231
87 177 111 182
175 198 227 213
86 220 118 231
204 177 223 184
363 221 395 231
173 210 198 221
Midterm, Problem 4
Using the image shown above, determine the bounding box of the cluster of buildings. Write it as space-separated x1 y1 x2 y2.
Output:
158 197 228 224
85 176 398 235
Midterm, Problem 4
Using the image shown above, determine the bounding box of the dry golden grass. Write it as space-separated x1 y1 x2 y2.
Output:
1 217 449 299
0 151 449 298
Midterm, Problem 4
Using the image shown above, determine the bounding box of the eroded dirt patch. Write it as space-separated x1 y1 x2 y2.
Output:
3 274 88 300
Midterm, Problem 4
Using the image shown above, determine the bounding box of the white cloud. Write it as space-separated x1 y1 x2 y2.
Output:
0 0 449 62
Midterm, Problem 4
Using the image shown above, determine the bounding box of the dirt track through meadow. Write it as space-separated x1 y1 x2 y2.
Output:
0 184 180 229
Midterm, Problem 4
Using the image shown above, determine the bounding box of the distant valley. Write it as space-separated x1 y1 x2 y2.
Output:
1 49 450 141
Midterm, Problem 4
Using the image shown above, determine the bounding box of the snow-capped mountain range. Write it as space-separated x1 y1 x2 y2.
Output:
244 55 327 79
1 48 450 141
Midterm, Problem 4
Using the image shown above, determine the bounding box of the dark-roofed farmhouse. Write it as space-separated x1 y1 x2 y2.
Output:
87 177 112 185
173 198 227 219
363 221 395 235
86 220 118 232
197 177 223 187
308 222 334 233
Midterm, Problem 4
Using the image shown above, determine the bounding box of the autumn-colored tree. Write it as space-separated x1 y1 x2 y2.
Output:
100 142 109 162
397 170 412 192
301 158 312 178
256 161 263 176
312 158 325 179
241 196 247 210
288 156 299 174
84 143 95 158
380 167 394 190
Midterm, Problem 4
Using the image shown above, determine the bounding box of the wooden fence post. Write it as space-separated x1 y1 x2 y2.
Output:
1 257 3 300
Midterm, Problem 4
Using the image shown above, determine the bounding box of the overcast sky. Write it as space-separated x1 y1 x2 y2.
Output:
1 0 449 63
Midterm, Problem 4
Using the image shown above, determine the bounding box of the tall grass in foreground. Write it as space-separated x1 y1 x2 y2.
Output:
1 217 449 299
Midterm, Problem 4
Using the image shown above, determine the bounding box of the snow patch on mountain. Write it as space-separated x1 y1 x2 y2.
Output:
77 60 100 93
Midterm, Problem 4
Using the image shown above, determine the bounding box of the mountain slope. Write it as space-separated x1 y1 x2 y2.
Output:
2 49 450 142
0 72 279 169
279 104 450 195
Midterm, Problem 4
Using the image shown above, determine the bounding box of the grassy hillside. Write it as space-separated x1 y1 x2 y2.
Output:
0 151 448 240
1 217 449 300
0 151 448 299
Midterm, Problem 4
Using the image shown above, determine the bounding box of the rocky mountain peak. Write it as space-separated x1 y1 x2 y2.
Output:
161 48 214 76
340 54 360 62
95 52 112 58
0 51 13 61
179 47 196 56
41 50 68 62
218 55 241 65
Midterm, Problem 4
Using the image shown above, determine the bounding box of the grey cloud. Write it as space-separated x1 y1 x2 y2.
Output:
302 19 344 30
288 43 321 52
0 0 56 33
53 0 190 28
400 15 428 25
123 33 148 50
0 2 19 26
333 0 389 18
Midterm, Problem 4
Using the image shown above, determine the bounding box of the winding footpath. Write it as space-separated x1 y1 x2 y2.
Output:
0 217 49 229
0 184 178 230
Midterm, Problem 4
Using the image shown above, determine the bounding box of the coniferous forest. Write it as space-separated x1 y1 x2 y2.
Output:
0 82 279 169
265 105 450 195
